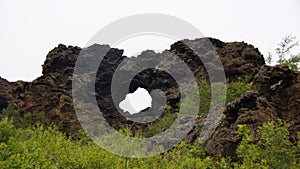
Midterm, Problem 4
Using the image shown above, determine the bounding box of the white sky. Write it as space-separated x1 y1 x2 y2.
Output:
0 0 299 81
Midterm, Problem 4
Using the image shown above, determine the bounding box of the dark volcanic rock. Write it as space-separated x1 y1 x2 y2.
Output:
2 38 296 159
0 77 11 111
0 38 265 134
1 45 82 133
200 65 300 160
170 38 265 82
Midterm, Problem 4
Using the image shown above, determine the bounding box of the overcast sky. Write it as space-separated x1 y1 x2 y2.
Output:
1 0 299 81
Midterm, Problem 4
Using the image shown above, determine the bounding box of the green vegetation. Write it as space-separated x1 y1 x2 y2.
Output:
236 121 300 169
0 79 299 168
1 105 50 129
267 35 300 71
198 77 252 115
144 78 252 137
146 105 177 137
0 117 230 169
1 115 299 168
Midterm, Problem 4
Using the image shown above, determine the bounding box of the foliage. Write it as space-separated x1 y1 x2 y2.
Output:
145 105 177 137
0 118 15 143
144 78 252 137
1 105 32 128
266 52 273 65
1 80 299 168
226 77 252 103
236 121 299 169
235 124 268 169
280 56 300 72
267 35 300 71
0 104 50 128
3 118 299 168
257 121 295 168
0 111 299 169
276 35 299 64
198 78 252 115
0 118 234 168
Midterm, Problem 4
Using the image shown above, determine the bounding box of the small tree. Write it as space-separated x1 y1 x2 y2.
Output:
276 35 298 63
268 35 300 71
277 35 300 71
280 54 300 71
266 52 273 65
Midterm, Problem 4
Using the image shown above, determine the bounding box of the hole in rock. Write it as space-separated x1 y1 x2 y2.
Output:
119 87 152 115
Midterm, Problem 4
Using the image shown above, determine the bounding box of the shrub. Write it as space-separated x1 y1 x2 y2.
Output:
236 121 298 169
0 118 234 168
0 118 15 143
1 105 50 129
198 78 252 115
1 105 31 128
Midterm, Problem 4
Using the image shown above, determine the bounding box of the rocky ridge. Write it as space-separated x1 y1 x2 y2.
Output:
0 38 299 159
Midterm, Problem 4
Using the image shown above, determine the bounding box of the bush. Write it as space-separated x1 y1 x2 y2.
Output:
0 118 15 143
0 118 234 168
145 105 177 137
2 111 299 168
2 79 299 168
198 78 252 115
1 105 31 128
236 121 299 169
226 77 252 103
1 105 50 129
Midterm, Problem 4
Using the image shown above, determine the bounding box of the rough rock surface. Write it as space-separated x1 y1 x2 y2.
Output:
198 65 300 159
0 38 265 133
0 45 82 133
1 37 298 159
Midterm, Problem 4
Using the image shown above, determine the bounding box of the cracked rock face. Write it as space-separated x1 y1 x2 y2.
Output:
194 65 300 160
2 38 298 159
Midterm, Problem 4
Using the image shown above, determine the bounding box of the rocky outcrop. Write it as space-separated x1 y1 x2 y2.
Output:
0 45 82 133
0 77 11 111
2 37 298 159
170 38 265 82
0 37 265 134
200 65 300 159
